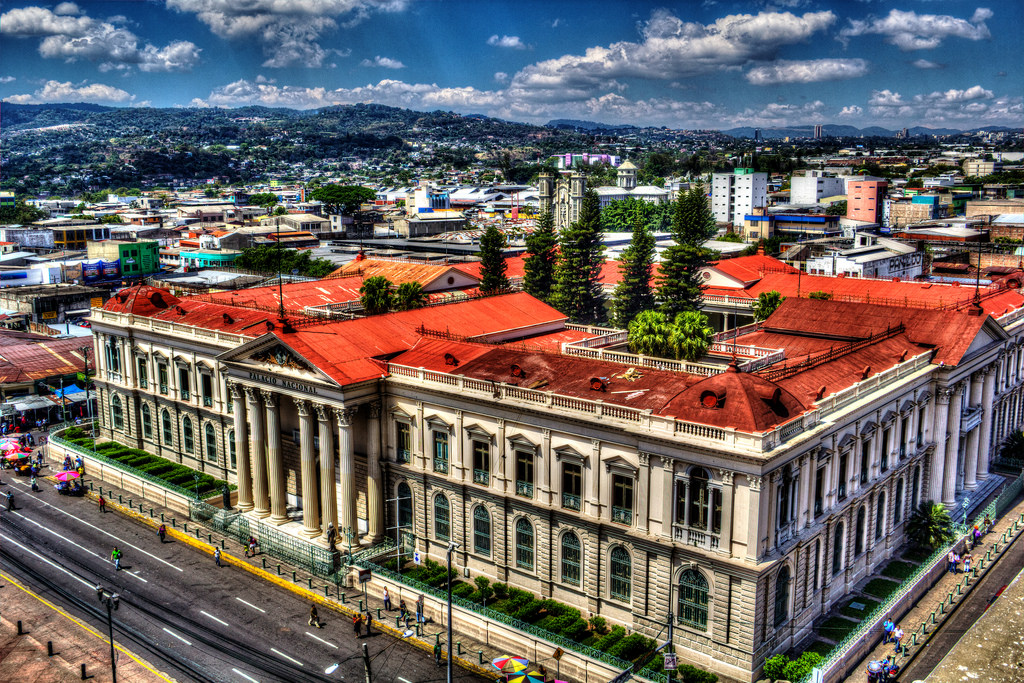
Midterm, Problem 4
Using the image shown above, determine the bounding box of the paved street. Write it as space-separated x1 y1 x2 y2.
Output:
0 468 491 683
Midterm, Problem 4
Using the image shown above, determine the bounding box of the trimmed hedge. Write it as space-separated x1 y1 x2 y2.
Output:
902 546 933 563
818 616 859 642
862 578 900 600
881 560 916 581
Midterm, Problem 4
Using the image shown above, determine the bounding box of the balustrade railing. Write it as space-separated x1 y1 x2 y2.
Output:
473 469 490 486
611 506 633 525
516 481 534 498
562 493 581 511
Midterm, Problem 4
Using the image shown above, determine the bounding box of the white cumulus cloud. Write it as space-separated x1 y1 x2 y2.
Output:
487 34 526 49
840 7 992 51
53 2 82 15
745 58 868 85
837 105 863 118
0 5 200 72
360 55 405 69
912 59 944 70
865 83 1019 125
6 79 134 104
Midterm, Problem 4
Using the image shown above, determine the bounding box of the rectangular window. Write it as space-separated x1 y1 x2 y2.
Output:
561 463 581 510
917 407 926 446
814 467 825 516
178 367 191 401
226 381 233 414
515 450 534 498
432 431 449 474
674 480 687 525
201 374 213 407
899 419 908 458
838 453 848 501
395 422 411 463
860 441 870 484
472 440 490 486
612 475 634 525
158 363 168 394
137 357 148 389
880 429 890 472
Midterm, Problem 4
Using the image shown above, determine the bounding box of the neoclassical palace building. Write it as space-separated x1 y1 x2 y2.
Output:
89 265 1024 681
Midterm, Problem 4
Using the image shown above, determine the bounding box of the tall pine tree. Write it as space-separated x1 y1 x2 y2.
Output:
611 216 656 328
550 189 606 323
523 210 558 301
656 181 717 318
478 223 510 294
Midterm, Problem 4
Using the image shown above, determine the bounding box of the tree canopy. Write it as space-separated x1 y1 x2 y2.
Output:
0 198 47 226
359 276 394 315
478 224 510 294
627 309 713 361
600 196 673 233
233 245 335 278
656 182 717 317
393 282 427 311
523 210 558 302
248 192 279 208
550 189 606 323
310 184 375 216
611 217 656 328
752 290 786 321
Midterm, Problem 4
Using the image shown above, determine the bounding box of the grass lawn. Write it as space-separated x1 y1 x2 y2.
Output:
804 641 834 658
902 547 934 563
863 578 901 600
882 560 917 581
839 596 881 619
818 616 859 642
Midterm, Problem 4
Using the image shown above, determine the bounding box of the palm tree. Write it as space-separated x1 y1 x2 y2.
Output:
627 310 671 357
393 282 427 311
669 311 714 362
753 290 786 322
1000 429 1024 461
906 501 954 550
359 276 394 315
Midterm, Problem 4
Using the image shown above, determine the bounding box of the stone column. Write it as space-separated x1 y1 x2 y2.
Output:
538 428 551 506
295 398 320 537
230 383 253 511
453 410 465 482
718 469 734 556
335 406 357 537
942 385 964 505
745 476 763 562
798 453 813 531
246 387 270 517
366 401 384 542
929 389 951 504
978 368 996 480
637 453 651 533
963 429 980 490
315 404 337 539
588 439 602 518
263 389 288 525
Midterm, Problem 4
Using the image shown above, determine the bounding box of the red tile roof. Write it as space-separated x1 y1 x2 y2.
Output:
710 254 796 285
330 259 479 288
452 256 527 280
202 277 366 312
0 336 87 384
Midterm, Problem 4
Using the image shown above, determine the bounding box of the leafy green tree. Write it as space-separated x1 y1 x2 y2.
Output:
657 182 717 317
601 196 673 233
99 214 124 224
783 653 823 682
233 245 335 277
393 282 427 311
0 199 47 226
717 232 743 243
1001 430 1024 461
478 224 510 294
808 290 832 300
272 206 288 216
628 310 672 357
203 187 219 198
825 200 847 216
611 218 656 328
523 210 558 301
311 184 375 216
753 290 786 321
359 276 394 315
906 502 954 550
669 311 714 362
763 654 788 681
248 192 279 208
550 189 606 323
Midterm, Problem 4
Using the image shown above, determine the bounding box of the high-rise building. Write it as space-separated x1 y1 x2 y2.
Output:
813 124 823 139
846 177 888 224
712 168 768 226
789 171 846 205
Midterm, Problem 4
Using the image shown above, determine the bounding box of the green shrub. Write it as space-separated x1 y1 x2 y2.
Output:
589 615 608 635
783 652 823 681
804 641 833 658
451 583 474 598
63 427 85 439
903 546 933 563
473 576 494 603
561 616 589 642
595 625 626 652
863 578 900 600
763 654 788 681
818 616 859 641
492 582 508 600
677 663 718 683
609 633 655 661
882 560 916 580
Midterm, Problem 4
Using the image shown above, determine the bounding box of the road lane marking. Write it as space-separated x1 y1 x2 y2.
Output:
398 677 413 683
232 669 260 683
17 514 104 559
0 533 95 589
125 570 149 583
11 489 183 572
236 597 266 613
162 627 192 646
305 631 337 648
271 648 303 666
201 610 229 626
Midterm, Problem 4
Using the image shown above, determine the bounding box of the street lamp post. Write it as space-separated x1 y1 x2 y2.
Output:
193 473 201 501
446 541 459 683
79 345 94 438
95 585 119 683
962 496 971 527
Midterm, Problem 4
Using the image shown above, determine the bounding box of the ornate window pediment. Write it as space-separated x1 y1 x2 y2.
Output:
881 410 897 425
900 399 916 414
465 423 495 444
390 405 413 421
837 433 857 451
508 433 539 453
859 421 877 436
554 445 588 465
425 415 453 434
604 455 637 477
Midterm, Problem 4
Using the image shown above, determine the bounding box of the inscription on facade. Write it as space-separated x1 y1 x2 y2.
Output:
248 371 319 395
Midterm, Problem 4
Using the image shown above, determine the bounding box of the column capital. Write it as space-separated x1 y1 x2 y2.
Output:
936 387 953 404
260 388 276 407
314 403 332 422
293 397 310 417
749 475 763 491
718 469 735 485
243 385 259 402
334 406 357 427
228 381 244 401
638 452 651 466
368 400 382 420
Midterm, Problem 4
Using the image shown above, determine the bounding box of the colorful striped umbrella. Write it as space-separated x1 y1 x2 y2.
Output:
491 655 530 673
505 670 546 683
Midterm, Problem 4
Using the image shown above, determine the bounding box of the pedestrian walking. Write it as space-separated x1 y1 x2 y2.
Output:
6 490 14 511
98 495 106 513
111 546 122 570
158 524 167 543
882 618 894 644
434 641 443 666
214 547 222 567
309 604 322 629
973 525 982 548
947 549 956 573
246 536 258 557
352 613 362 637
983 514 992 534
892 625 904 654
382 586 392 611
953 551 961 573
364 610 372 635
963 553 972 574
399 599 408 622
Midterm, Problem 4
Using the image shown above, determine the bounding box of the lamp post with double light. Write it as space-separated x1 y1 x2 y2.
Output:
95 585 119 683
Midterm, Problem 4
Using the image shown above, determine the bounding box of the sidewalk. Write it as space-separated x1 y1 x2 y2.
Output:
45 453 523 683
838 486 1024 683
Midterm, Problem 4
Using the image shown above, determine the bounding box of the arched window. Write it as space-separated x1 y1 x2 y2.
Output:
397 482 413 530
473 506 491 556
205 423 217 462
855 506 866 555
832 522 844 575
141 404 152 439
894 479 905 525
678 569 709 630
515 518 534 571
434 494 450 541
875 493 886 540
161 409 173 446
609 546 631 602
182 417 194 454
774 566 790 626
560 532 581 586
911 465 921 511
228 430 236 469
111 395 124 431
688 467 710 530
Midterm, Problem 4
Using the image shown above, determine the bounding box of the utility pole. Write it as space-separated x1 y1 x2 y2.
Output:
446 541 460 683
95 585 119 683
362 642 372 683
79 345 94 438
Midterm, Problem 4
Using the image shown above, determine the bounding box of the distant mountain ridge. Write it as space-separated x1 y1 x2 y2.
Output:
546 119 638 131
724 123 1018 139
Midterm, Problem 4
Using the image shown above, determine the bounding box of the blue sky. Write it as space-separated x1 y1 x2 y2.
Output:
1 0 1021 129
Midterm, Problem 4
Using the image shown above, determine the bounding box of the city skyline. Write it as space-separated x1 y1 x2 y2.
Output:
0 0 1022 130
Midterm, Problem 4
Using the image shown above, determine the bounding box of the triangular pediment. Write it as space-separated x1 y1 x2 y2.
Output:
217 334 339 386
